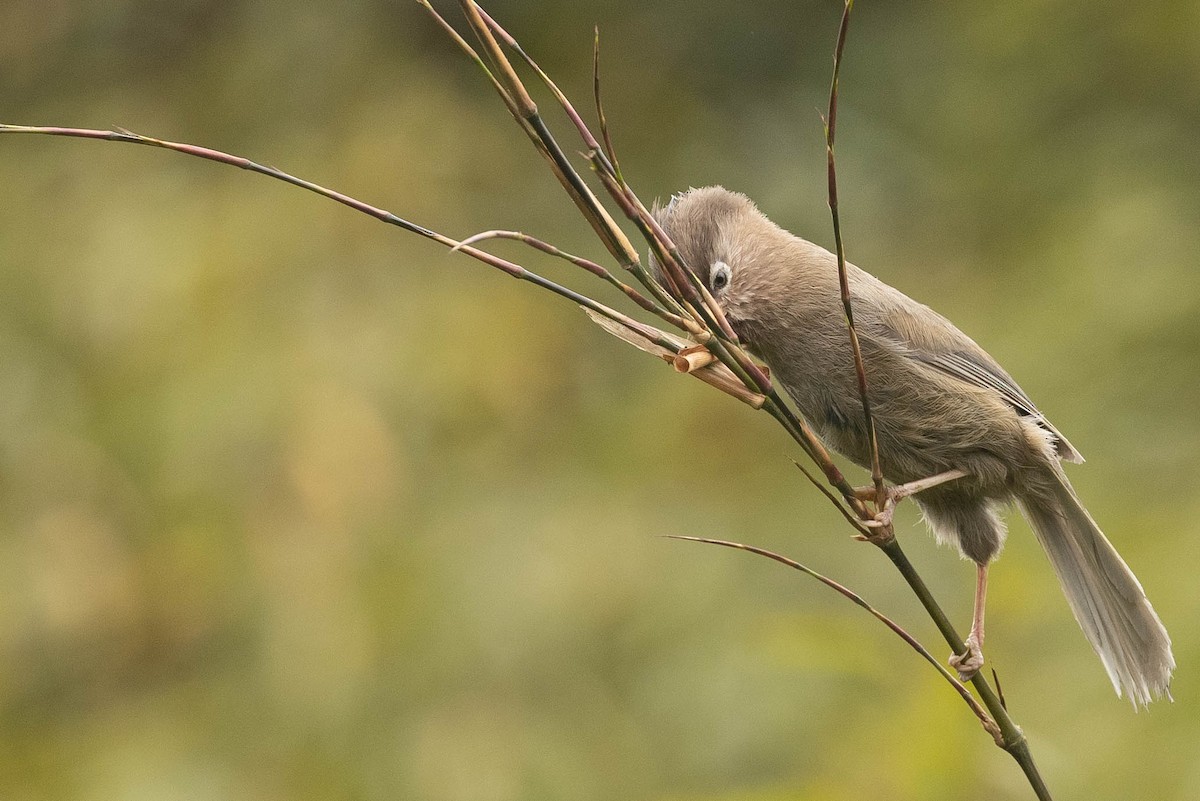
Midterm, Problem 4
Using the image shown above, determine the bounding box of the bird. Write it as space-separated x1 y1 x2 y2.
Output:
652 185 1174 706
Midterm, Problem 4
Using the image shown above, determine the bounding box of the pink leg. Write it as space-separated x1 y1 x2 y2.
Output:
949 563 988 681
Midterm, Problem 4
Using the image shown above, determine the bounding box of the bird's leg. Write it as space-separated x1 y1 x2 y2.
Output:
856 468 969 528
948 563 988 681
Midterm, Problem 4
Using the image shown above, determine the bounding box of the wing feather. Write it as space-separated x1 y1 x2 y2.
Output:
866 292 1084 464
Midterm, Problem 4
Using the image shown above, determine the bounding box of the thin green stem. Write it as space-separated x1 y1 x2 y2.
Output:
469 6 691 325
793 461 871 537
422 1 647 285
878 538 1052 800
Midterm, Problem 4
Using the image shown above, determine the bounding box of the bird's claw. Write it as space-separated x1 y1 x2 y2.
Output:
853 469 970 536
852 511 897 545
851 487 899 537
949 634 985 682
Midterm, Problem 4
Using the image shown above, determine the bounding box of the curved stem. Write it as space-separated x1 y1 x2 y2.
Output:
672 535 1000 739
0 124 655 340
453 228 684 326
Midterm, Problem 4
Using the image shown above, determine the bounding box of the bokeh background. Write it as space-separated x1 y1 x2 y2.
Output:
2 1 1199 799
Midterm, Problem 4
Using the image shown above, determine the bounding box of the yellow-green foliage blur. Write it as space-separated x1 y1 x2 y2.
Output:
2 2 1198 799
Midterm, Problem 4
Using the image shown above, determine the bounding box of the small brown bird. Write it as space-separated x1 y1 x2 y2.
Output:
654 186 1174 705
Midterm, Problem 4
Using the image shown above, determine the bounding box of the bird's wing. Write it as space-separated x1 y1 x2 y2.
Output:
866 290 1084 464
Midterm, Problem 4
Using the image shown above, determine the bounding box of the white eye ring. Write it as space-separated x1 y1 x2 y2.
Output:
709 261 732 292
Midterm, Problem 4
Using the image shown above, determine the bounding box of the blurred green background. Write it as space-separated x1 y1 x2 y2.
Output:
2 1 1199 799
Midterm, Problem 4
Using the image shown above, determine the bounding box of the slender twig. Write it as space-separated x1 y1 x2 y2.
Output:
670 535 1001 743
467 3 691 326
414 1 545 157
477 2 830 488
421 0 661 299
475 5 604 166
455 2 642 270
452 228 684 325
0 124 655 341
592 28 623 182
793 461 871 536
460 1 534 117
481 5 867 525
823 0 885 509
468 5 805 433
465 1 855 502
421 1 646 282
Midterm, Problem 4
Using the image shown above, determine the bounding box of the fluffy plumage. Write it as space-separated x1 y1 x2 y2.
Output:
653 186 1174 705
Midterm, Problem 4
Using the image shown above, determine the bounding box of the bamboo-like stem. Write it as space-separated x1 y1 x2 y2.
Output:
672 535 1001 742
475 6 604 166
455 2 641 270
460 1 535 117
0 124 655 340
878 539 1052 799
414 1 547 159
421 2 646 284
824 0 885 509
468 4 685 322
453 228 685 326
420 0 655 288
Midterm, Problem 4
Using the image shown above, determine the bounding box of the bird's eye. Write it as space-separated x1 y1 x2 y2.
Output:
709 261 732 292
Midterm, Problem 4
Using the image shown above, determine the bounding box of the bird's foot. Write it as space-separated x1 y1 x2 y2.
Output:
852 469 970 528
850 487 904 543
949 633 985 682
853 518 896 545
857 503 897 530
850 487 900 545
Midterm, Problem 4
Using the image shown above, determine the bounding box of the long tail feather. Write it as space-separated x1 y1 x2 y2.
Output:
1019 470 1174 707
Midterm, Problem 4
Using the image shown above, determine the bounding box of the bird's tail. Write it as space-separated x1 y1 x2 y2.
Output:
1019 469 1174 707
